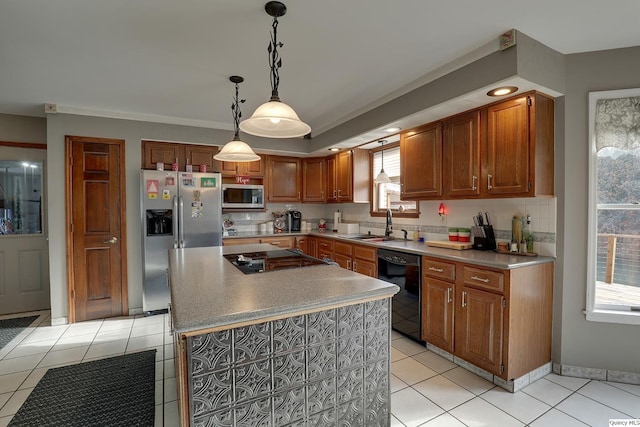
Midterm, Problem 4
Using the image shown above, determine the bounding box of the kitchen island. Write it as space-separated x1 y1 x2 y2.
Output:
168 244 399 427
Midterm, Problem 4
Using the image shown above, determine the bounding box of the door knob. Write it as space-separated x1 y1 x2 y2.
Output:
103 237 118 244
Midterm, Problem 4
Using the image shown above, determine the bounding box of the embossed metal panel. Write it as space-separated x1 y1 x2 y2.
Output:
187 299 392 426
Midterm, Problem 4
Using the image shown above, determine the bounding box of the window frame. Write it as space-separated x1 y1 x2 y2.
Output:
586 87 640 325
369 142 420 218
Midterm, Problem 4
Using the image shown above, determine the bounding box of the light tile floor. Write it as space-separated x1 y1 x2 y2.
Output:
1 311 639 426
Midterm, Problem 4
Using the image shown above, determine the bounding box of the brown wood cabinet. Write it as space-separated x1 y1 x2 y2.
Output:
259 236 294 249
422 258 553 380
326 149 370 203
483 92 554 197
317 237 334 260
296 235 317 258
222 237 259 246
400 121 444 199
302 157 326 202
444 111 481 198
219 157 264 177
421 257 456 353
332 241 377 278
142 140 218 171
266 156 302 202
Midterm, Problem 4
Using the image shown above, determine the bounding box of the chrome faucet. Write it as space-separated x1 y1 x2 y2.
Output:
385 209 393 237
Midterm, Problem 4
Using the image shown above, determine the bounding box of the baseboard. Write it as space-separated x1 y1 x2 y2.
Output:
553 363 640 385
129 307 144 316
51 316 68 326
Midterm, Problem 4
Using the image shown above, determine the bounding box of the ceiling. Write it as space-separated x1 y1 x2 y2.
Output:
1 0 639 152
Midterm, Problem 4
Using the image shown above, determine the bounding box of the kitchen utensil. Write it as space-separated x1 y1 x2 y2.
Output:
485 212 491 225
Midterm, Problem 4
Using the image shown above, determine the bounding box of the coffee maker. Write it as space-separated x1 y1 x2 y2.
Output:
288 210 302 232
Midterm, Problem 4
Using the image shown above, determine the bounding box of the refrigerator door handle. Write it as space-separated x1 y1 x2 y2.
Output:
179 195 185 248
172 195 179 249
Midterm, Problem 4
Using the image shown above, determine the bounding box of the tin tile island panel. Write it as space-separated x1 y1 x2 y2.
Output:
188 299 392 427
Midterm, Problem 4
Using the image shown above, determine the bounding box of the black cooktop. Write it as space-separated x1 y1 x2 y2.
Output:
223 249 329 274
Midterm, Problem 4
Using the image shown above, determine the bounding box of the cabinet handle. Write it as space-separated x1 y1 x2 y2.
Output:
472 175 477 191
471 275 490 283
298 191 300 199
333 190 337 198
321 242 328 247
447 287 452 303
269 241 281 245
461 291 467 307
347 260 351 270
337 189 342 197
487 174 493 190
428 266 444 273
321 191 324 199
353 261 357 271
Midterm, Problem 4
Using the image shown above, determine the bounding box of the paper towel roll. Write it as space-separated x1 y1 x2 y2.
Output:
333 210 341 231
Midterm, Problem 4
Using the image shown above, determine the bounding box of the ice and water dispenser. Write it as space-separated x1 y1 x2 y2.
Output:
146 210 173 236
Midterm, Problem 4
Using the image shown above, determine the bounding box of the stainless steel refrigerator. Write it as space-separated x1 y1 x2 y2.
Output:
140 170 222 313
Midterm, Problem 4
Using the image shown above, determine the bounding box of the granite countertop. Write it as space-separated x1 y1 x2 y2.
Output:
223 231 555 270
168 244 399 334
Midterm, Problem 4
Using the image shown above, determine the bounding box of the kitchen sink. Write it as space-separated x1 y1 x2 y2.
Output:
344 234 395 241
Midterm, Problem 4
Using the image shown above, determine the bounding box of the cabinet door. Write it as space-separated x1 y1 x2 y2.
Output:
334 253 352 270
267 156 302 202
220 158 265 177
303 158 326 202
336 151 353 201
326 155 338 202
444 111 480 197
307 236 318 258
455 286 504 375
485 96 529 195
400 122 443 199
422 277 454 352
142 141 184 170
353 259 377 278
296 236 308 254
185 145 217 171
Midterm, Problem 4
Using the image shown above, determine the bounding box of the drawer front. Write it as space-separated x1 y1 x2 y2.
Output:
334 241 353 256
422 257 455 281
353 244 377 262
318 238 334 251
259 236 293 249
462 266 504 292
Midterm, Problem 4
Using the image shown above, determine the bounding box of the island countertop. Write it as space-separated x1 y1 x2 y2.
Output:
168 244 399 334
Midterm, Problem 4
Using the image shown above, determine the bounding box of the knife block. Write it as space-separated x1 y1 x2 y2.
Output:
471 225 496 251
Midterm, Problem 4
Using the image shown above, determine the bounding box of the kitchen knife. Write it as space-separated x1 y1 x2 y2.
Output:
477 212 483 225
473 216 478 226
485 212 491 226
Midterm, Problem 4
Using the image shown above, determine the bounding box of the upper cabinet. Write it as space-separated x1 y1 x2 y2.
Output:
326 149 369 203
219 157 265 177
302 157 326 202
266 156 302 202
444 110 481 198
401 91 554 200
142 140 218 172
400 121 444 199
483 92 554 197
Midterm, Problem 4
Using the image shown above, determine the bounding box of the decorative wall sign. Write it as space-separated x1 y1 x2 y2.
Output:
235 176 250 185
499 29 517 51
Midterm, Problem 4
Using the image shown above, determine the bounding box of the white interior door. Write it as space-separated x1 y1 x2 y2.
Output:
0 145 49 315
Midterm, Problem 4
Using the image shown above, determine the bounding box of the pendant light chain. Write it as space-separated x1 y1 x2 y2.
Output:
268 16 283 100
231 80 246 140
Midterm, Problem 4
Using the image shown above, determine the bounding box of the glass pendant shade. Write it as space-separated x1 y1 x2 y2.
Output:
375 169 391 183
240 98 311 138
214 137 260 162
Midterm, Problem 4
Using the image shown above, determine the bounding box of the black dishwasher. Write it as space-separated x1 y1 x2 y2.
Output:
377 248 422 343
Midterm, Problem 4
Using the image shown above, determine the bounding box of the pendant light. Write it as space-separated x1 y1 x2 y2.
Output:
214 76 261 162
239 1 311 139
375 140 391 183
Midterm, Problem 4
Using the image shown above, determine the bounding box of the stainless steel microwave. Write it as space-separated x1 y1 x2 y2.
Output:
221 184 265 209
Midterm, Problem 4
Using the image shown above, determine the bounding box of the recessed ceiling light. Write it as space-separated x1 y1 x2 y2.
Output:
328 147 340 151
487 86 518 97
385 127 400 133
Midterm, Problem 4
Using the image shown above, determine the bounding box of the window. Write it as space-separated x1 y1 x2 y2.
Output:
587 89 640 323
0 160 43 235
370 145 418 217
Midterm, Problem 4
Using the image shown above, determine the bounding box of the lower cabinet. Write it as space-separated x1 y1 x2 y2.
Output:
296 235 317 258
334 241 377 278
422 256 553 380
222 236 293 249
317 237 335 260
